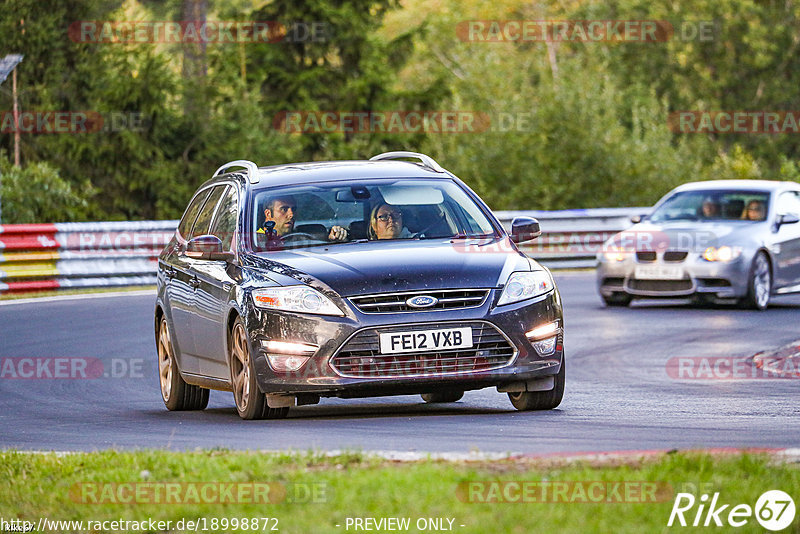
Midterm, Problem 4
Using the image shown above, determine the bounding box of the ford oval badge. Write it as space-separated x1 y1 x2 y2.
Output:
406 295 438 308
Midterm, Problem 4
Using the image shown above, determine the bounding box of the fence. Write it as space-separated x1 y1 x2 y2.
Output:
0 208 646 294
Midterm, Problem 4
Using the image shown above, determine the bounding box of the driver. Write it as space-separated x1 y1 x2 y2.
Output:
258 195 348 241
700 197 720 219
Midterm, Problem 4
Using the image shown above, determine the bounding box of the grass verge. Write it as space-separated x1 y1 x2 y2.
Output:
1 450 798 533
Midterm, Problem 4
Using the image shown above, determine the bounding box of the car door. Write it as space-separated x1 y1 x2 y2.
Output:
191 184 242 379
164 187 212 373
772 191 800 290
175 185 228 371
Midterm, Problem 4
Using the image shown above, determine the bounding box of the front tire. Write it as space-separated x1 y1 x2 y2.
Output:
602 293 632 307
421 390 464 403
229 317 289 420
507 360 565 411
157 316 209 411
740 252 771 311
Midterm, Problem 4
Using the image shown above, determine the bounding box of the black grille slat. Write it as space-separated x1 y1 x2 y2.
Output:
663 251 688 262
636 251 657 262
349 289 490 313
331 322 516 378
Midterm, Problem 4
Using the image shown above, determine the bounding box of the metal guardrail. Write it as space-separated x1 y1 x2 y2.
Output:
0 221 178 294
0 208 648 294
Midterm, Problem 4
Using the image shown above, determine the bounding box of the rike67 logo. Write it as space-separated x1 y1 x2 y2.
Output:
668 490 795 531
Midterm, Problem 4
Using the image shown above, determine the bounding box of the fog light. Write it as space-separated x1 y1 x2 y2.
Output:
262 340 317 355
532 336 557 355
525 321 559 340
267 354 311 372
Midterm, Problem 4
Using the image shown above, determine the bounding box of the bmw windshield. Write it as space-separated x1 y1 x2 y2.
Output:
648 190 770 223
249 179 498 251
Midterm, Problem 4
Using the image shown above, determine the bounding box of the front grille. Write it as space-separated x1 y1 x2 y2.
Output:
636 251 657 262
628 279 693 292
663 251 688 262
602 277 625 289
330 322 516 378
349 289 490 313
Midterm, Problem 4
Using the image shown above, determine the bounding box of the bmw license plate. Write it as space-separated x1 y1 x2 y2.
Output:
379 327 473 354
634 265 684 280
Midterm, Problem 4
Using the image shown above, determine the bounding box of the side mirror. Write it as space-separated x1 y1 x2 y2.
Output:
630 215 643 224
510 217 542 243
186 235 233 261
777 213 800 228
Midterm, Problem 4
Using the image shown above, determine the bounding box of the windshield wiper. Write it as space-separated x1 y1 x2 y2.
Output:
450 232 493 239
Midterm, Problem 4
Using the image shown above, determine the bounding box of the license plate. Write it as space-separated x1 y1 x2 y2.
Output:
379 327 473 354
634 265 684 280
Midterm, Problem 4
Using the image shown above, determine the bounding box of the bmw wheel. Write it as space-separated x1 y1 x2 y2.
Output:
158 316 209 411
740 252 771 311
602 293 632 307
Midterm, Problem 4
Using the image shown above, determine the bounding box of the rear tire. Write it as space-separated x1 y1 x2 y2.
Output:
229 317 289 420
157 316 209 411
507 360 565 411
421 390 464 403
739 252 771 311
602 293 632 307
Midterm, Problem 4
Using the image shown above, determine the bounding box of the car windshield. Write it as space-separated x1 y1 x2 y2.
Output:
249 179 497 251
648 190 770 223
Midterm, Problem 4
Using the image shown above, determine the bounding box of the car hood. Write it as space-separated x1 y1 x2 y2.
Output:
609 220 766 252
244 237 533 296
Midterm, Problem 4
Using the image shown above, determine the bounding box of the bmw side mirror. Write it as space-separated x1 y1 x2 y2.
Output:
186 235 233 261
510 217 542 243
777 213 800 228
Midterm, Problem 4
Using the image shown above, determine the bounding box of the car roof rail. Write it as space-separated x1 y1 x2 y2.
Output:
369 151 446 173
213 160 260 184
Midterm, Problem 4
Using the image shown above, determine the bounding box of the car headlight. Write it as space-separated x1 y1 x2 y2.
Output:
599 244 634 262
252 286 344 316
702 246 743 262
497 271 555 306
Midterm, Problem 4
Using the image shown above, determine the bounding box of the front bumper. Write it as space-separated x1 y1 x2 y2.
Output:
246 289 564 397
597 252 751 298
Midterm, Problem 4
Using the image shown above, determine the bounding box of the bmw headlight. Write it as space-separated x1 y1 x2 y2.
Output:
702 246 743 262
252 286 344 316
497 271 555 306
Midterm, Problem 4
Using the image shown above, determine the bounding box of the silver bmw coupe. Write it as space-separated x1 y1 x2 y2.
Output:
597 180 800 309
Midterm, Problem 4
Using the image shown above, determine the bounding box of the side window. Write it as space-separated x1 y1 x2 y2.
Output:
776 192 800 216
209 186 239 251
177 189 211 239
190 186 227 239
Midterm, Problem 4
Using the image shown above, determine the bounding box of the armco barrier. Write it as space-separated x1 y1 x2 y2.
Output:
0 221 178 294
0 208 647 294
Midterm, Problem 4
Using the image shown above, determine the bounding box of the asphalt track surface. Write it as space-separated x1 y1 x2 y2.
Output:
1 272 799 453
